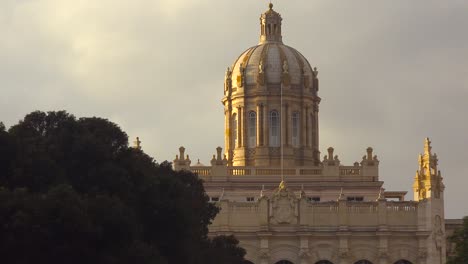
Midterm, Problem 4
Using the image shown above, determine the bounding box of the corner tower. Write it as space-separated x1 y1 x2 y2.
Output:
413 139 446 263
413 138 445 201
223 4 321 167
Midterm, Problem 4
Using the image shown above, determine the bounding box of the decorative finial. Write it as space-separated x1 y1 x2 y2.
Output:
377 188 385 201
424 137 432 155
300 184 306 198
269 2 273 10
133 137 142 150
220 188 225 200
337 188 345 201
260 184 265 197
279 180 286 190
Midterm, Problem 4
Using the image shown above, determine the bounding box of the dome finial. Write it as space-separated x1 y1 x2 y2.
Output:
269 2 273 10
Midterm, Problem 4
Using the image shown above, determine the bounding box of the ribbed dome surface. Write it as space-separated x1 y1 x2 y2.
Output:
230 43 314 88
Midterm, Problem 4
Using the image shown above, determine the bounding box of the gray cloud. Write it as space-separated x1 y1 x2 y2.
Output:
1 0 467 218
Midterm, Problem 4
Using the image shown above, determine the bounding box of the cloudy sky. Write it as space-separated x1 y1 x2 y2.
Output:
1 0 467 218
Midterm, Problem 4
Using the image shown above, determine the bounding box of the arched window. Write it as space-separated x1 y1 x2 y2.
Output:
269 110 280 147
292 111 300 147
315 261 333 264
354 261 373 264
248 111 256 147
275 261 293 264
394 261 412 264
232 113 237 147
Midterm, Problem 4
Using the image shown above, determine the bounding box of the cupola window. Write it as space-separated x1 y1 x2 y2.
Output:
269 110 280 147
248 111 257 147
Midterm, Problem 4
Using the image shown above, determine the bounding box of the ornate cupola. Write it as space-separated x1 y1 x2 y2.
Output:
259 3 283 44
413 138 445 201
222 4 321 167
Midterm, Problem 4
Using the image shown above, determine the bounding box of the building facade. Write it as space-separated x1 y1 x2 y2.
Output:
172 4 459 264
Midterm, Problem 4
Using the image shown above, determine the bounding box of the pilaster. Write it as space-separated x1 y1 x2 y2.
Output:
257 104 263 146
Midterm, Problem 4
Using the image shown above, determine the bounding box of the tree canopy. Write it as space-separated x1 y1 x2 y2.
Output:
0 111 246 264
448 216 468 264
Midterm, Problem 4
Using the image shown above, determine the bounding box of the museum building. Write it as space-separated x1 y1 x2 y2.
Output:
171 4 460 264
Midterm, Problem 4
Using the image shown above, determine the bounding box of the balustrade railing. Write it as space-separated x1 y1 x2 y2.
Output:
192 167 212 176
189 165 378 180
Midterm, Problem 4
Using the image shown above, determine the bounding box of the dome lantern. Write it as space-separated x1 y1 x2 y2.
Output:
259 3 283 44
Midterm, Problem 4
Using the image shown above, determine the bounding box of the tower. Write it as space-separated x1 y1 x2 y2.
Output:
223 4 321 167
413 138 446 263
413 138 444 201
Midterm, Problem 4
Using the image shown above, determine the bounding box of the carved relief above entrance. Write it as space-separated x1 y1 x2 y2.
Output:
269 183 298 224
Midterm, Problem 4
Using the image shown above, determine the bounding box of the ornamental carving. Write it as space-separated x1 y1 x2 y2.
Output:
282 73 291 86
257 72 265 86
433 215 444 250
338 249 350 259
303 74 310 89
378 249 389 259
259 249 270 259
298 249 311 259
418 249 428 260
270 186 298 224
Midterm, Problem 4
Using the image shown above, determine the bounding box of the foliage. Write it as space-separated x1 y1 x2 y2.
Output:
0 111 246 264
201 235 247 264
448 216 468 264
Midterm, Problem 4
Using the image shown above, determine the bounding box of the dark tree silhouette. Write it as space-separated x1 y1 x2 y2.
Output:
0 111 246 264
448 216 468 264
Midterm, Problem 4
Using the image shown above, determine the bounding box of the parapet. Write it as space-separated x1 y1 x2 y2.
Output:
174 146 380 182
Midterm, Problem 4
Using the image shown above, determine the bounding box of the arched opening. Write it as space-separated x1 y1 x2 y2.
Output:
354 260 373 264
315 261 333 264
248 111 256 147
269 110 280 147
275 261 293 264
394 260 412 264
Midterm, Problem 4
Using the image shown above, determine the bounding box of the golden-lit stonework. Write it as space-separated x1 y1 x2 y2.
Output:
223 4 320 167
172 4 459 264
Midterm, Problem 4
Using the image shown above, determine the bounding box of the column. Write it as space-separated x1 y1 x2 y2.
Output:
242 106 247 148
227 105 233 164
301 105 306 147
338 232 350 264
313 103 319 150
305 106 310 147
258 235 271 264
257 104 263 146
237 106 242 148
284 103 289 146
263 104 269 147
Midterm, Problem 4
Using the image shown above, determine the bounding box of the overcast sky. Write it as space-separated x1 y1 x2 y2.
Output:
1 0 467 218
